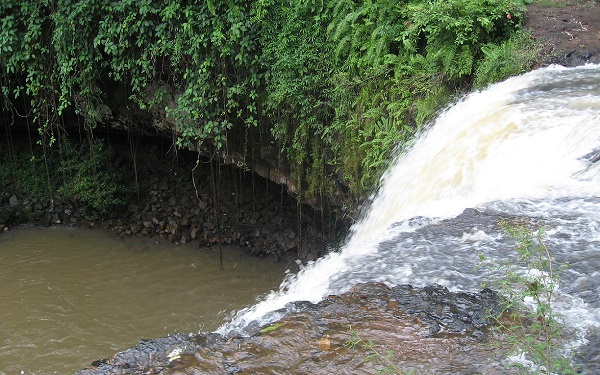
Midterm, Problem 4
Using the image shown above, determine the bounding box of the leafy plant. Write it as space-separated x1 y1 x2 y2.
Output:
1 139 132 221
474 31 540 89
478 221 578 374
0 147 50 200
56 141 133 220
260 322 285 333
345 326 414 375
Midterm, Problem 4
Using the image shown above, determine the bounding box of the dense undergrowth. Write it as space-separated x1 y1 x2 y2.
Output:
1 0 538 213
0 140 132 220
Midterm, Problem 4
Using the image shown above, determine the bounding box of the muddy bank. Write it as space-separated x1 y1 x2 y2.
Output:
76 282 519 375
525 0 600 66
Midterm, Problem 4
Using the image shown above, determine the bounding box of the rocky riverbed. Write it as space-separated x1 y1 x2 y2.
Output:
76 283 519 375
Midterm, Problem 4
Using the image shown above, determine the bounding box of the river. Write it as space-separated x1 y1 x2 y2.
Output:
0 226 289 374
223 64 600 372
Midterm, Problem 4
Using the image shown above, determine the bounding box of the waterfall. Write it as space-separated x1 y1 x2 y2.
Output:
220 64 600 357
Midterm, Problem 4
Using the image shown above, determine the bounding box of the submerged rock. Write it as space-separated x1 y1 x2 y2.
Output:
76 283 517 375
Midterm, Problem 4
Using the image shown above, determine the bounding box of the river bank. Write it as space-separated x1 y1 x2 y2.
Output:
0 138 346 264
524 0 600 66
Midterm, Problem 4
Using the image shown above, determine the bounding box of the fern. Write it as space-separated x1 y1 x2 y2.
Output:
474 31 539 89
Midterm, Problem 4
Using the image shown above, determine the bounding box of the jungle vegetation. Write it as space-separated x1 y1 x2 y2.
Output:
0 0 537 217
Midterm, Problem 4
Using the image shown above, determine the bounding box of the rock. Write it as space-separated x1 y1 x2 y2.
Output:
76 283 514 375
0 206 16 227
525 1 600 67
8 195 18 206
1 131 343 263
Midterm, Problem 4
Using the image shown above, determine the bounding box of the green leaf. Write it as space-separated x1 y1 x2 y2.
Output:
260 322 284 333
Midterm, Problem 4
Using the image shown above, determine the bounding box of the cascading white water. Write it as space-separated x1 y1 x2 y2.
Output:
220 64 600 365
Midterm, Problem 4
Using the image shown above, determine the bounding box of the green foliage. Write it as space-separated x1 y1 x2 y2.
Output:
0 140 132 221
92 0 260 149
260 322 285 333
1 0 538 203
0 148 50 200
478 221 578 374
257 0 335 197
56 141 133 220
474 31 540 89
345 326 414 375
323 0 532 192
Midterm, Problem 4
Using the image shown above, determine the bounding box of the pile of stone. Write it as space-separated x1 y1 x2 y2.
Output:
0 152 337 262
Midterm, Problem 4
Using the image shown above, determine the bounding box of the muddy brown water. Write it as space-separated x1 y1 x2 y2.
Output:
0 226 290 374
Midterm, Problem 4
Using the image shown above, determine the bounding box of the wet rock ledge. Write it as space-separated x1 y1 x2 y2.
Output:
76 283 518 375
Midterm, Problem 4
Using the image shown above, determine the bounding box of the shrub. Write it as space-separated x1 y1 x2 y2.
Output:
478 221 578 374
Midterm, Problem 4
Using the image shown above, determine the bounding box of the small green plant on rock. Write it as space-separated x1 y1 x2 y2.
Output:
478 221 578 374
345 326 414 375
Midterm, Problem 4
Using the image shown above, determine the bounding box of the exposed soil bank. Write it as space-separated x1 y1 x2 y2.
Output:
524 0 600 66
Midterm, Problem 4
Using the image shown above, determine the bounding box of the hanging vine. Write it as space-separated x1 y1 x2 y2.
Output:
1 0 536 211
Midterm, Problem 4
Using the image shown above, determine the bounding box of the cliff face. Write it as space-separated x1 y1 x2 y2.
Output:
92 81 354 215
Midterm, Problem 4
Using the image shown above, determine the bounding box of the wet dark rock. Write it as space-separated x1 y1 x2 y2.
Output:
77 283 516 375
576 327 600 374
0 205 16 227
77 333 202 375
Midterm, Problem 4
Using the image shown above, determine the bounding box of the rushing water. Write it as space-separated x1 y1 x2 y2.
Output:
224 64 600 371
0 226 288 374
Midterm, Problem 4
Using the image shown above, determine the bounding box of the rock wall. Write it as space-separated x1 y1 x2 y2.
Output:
0 139 346 263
